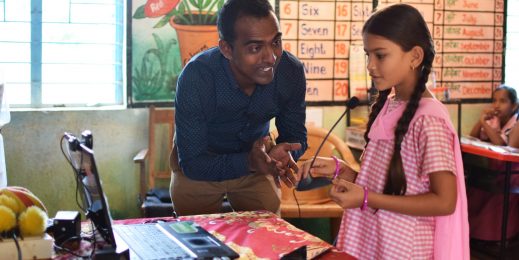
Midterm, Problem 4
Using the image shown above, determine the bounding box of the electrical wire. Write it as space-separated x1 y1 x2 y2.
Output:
58 134 104 258
12 233 21 260
292 188 302 218
53 244 88 258
60 135 87 213
89 221 97 258
292 97 359 217
53 236 90 258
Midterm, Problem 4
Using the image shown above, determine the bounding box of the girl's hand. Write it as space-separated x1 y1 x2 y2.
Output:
296 156 336 182
480 107 497 123
329 178 364 209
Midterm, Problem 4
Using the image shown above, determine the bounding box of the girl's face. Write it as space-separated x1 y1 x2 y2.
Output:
363 33 417 99
492 89 518 122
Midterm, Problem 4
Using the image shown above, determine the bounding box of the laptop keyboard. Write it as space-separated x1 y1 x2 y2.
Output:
114 224 192 260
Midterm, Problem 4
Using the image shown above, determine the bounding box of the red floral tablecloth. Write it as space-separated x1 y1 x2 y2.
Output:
54 210 355 259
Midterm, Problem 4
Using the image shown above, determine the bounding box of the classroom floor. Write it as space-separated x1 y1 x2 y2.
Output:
470 237 519 260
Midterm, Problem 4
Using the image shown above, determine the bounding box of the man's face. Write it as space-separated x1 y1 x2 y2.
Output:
220 11 282 91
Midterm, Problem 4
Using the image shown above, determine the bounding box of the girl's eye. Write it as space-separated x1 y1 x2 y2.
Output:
376 54 386 59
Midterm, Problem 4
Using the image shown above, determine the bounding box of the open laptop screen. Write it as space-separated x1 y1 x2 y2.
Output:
62 132 238 260
63 132 116 247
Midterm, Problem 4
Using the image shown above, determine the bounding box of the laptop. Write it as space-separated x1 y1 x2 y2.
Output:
63 131 239 259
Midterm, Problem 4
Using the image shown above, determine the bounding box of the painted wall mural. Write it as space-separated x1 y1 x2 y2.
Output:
129 0 223 106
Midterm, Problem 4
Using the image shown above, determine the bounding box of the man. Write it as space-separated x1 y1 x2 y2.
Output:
171 0 307 216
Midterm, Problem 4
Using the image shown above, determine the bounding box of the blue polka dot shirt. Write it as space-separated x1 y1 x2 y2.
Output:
175 47 307 181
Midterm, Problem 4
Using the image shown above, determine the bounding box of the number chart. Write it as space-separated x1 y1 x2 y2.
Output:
277 0 505 103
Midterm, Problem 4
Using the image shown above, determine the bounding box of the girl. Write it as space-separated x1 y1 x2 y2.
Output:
468 86 519 242
470 85 518 146
297 4 469 259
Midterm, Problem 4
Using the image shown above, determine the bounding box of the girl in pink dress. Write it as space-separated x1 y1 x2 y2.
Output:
297 4 469 259
468 85 519 241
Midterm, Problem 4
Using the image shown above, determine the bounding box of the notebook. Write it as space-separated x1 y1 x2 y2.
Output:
64 132 239 259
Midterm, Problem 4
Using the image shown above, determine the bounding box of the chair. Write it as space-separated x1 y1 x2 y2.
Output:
271 125 361 239
134 106 175 217
135 106 232 217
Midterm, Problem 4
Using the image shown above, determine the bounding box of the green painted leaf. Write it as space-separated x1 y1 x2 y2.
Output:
133 5 146 19
153 16 170 28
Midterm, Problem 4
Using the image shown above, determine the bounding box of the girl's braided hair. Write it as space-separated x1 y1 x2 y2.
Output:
362 4 435 195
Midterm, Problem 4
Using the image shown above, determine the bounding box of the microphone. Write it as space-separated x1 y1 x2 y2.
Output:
296 96 360 191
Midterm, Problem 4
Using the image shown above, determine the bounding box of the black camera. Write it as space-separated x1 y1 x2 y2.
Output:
48 211 81 247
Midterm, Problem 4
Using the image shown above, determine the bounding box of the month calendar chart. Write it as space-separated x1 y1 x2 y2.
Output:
276 0 505 103
430 0 504 100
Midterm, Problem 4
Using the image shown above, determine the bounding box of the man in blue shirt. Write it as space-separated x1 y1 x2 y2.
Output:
171 0 307 216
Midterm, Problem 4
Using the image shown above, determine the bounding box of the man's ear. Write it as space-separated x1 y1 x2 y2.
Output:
219 40 233 60
410 46 424 69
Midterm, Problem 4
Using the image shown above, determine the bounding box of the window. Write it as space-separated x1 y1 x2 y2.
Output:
505 0 519 88
0 0 124 109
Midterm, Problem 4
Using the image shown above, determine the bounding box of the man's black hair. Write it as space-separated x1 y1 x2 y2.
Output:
217 0 274 44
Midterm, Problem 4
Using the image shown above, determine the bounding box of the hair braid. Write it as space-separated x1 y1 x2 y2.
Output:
364 89 391 147
384 62 432 195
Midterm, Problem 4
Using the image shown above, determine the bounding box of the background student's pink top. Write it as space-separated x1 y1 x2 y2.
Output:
479 114 518 144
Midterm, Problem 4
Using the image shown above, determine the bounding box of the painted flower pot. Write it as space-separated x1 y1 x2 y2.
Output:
169 16 219 66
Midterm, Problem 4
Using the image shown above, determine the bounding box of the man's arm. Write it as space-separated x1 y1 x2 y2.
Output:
274 53 308 161
264 53 308 186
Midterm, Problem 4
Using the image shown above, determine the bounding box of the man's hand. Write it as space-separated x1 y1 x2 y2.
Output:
268 142 302 188
248 136 278 177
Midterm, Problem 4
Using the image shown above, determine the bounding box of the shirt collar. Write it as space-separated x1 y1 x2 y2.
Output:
221 54 242 90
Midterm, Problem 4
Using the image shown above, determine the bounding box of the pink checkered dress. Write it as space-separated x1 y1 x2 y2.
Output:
336 98 457 259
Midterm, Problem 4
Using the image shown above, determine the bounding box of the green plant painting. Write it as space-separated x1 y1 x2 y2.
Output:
130 0 225 105
130 0 183 105
132 33 179 101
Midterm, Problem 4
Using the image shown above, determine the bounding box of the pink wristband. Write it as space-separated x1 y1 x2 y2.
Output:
331 156 340 179
361 186 368 211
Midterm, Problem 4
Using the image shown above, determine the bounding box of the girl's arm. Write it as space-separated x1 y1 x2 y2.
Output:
469 120 482 138
473 107 506 145
336 160 357 182
508 123 519 148
296 157 357 183
470 107 492 138
480 121 506 145
330 170 457 216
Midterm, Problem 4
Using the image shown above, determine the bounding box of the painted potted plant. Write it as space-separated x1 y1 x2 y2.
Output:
134 0 224 65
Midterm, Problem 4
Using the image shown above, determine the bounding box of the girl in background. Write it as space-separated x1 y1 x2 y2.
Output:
297 4 469 259
468 85 519 242
470 85 518 145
